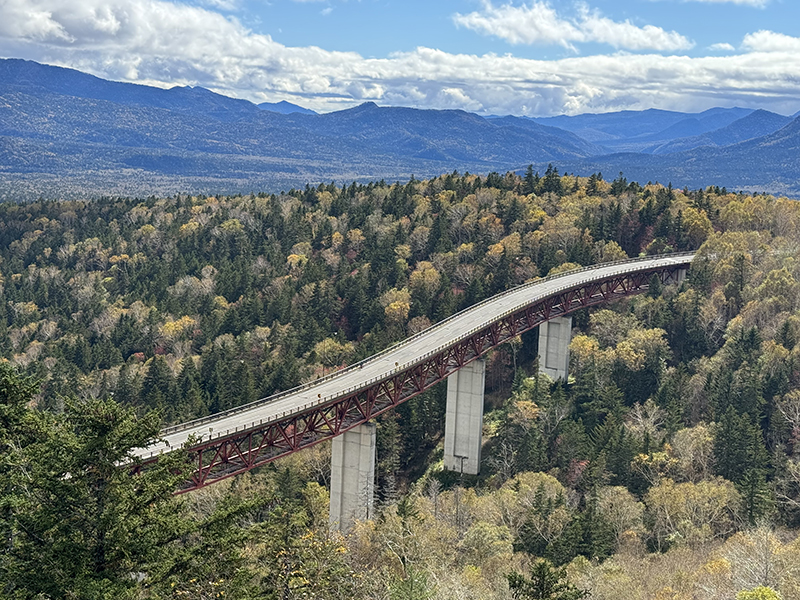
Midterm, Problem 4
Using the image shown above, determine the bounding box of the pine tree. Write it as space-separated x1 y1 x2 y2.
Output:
714 406 772 522
648 273 664 298
523 165 537 196
541 164 563 196
610 172 628 197
586 172 602 196
114 363 139 406
141 355 176 412
177 357 207 420
714 407 766 482
0 364 191 598
507 559 589 600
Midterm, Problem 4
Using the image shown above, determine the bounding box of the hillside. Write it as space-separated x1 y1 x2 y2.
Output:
532 107 753 147
2 58 800 199
0 58 261 121
3 172 800 598
289 102 602 161
560 115 800 193
650 109 792 154
0 59 599 200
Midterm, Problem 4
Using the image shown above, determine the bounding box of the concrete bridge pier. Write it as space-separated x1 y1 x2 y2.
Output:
444 359 486 476
329 423 376 533
539 316 572 381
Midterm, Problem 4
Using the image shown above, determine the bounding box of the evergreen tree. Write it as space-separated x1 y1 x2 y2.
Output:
610 172 628 197
647 273 664 298
0 364 190 598
177 357 207 420
586 172 602 196
714 406 772 522
541 165 564 196
114 363 139 406
507 559 589 600
523 165 538 196
141 355 176 412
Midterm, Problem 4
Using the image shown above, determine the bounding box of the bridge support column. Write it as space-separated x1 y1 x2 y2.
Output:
674 268 688 286
444 359 485 476
539 316 572 381
329 423 376 533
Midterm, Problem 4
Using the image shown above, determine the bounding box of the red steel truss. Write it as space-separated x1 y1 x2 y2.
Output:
145 261 687 493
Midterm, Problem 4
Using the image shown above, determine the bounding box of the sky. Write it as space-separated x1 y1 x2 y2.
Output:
1 0 800 116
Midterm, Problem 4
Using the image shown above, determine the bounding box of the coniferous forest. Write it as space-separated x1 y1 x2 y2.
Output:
3 168 800 599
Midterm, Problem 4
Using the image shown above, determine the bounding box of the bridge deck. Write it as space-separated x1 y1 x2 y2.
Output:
133 252 693 461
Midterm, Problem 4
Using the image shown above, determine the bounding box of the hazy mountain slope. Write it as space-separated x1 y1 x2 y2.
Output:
0 90 597 169
1 58 799 199
0 58 260 122
290 103 602 162
0 60 604 199
484 115 603 155
651 110 792 154
559 116 800 194
534 108 687 139
634 108 752 142
533 107 754 151
0 89 377 160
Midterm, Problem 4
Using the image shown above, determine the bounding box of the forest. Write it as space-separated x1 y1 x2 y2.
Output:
2 167 800 599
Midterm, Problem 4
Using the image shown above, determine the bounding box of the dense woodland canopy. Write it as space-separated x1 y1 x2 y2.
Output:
2 167 800 598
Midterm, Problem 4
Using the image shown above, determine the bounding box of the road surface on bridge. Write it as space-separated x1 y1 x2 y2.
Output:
133 252 694 461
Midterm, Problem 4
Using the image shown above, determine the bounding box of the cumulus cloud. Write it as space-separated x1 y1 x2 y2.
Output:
452 1 693 52
708 42 735 51
743 30 800 52
1 0 799 116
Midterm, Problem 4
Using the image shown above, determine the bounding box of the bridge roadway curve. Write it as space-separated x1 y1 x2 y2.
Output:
133 252 694 485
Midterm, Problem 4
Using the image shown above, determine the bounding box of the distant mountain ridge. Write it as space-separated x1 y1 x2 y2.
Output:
258 100 316 115
1 58 799 199
0 59 601 199
0 59 260 122
559 115 800 194
532 107 753 144
649 109 792 154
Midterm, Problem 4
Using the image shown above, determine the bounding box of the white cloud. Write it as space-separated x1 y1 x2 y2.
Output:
743 30 800 52
1 0 800 116
201 0 239 11
454 2 581 48
321 7 333 16
708 42 735 51
679 0 768 5
452 1 693 52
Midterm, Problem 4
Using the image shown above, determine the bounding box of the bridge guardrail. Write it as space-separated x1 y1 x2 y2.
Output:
158 251 694 440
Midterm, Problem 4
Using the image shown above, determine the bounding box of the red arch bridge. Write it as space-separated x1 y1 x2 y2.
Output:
134 252 694 529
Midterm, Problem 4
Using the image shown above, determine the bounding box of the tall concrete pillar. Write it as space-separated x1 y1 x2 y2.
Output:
329 423 376 533
444 359 485 476
539 316 572 381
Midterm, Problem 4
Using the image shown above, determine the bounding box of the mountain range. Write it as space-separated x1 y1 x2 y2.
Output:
1 58 799 200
